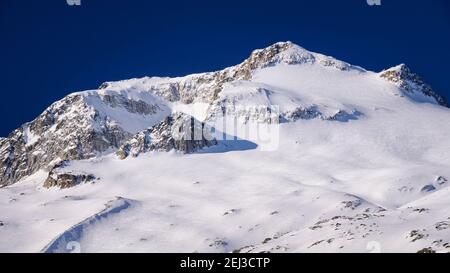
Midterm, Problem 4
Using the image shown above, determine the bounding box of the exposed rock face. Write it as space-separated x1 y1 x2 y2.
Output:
43 161 96 189
379 64 447 107
43 172 96 189
99 94 160 115
117 113 217 159
282 106 362 122
0 92 165 187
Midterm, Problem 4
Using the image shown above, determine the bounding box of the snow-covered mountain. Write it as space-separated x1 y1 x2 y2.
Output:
1 42 450 253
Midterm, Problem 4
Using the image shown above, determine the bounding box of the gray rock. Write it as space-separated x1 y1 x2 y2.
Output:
421 184 437 192
436 176 447 185
43 162 95 189
117 113 217 159
0 93 137 187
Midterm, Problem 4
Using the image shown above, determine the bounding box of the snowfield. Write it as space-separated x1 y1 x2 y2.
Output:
1 42 450 253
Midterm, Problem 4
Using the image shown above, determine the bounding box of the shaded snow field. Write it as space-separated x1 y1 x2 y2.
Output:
1 62 450 253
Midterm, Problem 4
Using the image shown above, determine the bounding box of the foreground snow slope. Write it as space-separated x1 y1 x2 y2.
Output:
0 42 449 252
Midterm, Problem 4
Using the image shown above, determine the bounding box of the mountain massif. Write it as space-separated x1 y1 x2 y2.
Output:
1 42 449 253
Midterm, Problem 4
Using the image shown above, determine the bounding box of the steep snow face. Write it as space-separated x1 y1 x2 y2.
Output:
211 65 368 123
1 41 450 253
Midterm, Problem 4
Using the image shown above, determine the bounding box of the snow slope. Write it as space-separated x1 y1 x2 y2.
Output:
1 42 450 253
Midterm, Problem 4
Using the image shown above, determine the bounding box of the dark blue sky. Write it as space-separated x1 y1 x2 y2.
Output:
1 0 449 136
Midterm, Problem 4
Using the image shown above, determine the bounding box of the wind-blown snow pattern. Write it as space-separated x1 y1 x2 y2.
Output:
1 42 450 252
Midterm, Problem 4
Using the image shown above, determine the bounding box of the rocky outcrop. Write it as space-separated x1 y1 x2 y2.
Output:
117 113 217 159
43 172 96 189
43 161 96 189
281 106 362 122
98 94 160 115
0 92 165 187
379 64 447 107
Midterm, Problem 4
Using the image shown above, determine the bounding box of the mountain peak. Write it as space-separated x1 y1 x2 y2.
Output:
243 41 360 72
252 41 296 52
251 41 298 54
244 41 313 68
382 63 412 76
379 63 448 107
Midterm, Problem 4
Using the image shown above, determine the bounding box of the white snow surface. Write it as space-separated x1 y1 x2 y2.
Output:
1 42 450 253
